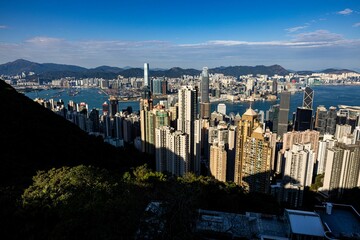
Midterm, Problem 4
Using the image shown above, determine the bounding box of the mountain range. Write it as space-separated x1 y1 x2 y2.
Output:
0 59 357 80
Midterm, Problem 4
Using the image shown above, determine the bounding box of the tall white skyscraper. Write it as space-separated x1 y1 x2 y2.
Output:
321 144 360 197
144 63 149 87
177 86 199 173
284 143 315 188
155 126 190 176
316 134 336 175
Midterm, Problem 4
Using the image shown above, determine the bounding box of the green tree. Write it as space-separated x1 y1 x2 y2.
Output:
20 165 147 240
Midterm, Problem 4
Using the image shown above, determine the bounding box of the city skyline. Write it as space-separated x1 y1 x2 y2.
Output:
1 0 360 70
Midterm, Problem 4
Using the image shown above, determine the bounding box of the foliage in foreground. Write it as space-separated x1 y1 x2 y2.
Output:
2 165 281 240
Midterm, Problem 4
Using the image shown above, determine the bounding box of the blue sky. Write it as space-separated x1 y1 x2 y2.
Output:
1 0 360 70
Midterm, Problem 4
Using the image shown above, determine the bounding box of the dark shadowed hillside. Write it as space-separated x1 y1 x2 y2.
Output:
0 80 148 187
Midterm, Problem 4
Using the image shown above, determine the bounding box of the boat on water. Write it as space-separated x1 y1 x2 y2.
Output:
68 89 80 96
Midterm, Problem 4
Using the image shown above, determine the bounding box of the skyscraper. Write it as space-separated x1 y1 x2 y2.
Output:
140 98 153 153
155 126 190 176
102 101 109 116
210 140 227 182
200 67 211 119
200 67 209 103
294 87 314 131
144 63 149 87
109 96 118 117
321 143 360 197
315 105 327 134
141 105 170 155
326 106 337 134
303 87 314 109
88 108 100 132
294 107 313 131
284 143 315 188
283 143 315 207
278 92 290 138
155 126 173 173
177 86 199 173
316 134 336 175
234 107 272 193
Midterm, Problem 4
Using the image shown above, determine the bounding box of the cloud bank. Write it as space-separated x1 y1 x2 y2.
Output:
0 30 359 71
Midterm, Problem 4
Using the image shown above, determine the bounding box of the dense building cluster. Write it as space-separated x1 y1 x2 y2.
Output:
31 63 360 209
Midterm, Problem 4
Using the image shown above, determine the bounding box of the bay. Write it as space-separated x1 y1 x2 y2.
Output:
25 85 360 117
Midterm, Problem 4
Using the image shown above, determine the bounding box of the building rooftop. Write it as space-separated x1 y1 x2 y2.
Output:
244 107 258 116
315 203 360 239
285 209 324 237
195 209 289 239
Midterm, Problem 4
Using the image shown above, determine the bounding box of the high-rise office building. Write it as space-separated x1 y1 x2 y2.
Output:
109 96 118 117
326 106 337 134
266 104 279 132
315 105 327 134
200 67 211 119
294 107 313 131
303 87 314 110
278 92 290 138
102 101 109 116
200 67 209 103
88 108 100 132
272 79 278 95
102 114 112 138
294 87 314 131
144 63 149 87
113 114 123 139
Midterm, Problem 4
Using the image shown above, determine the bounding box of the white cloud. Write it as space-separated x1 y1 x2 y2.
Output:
179 30 354 49
0 25 7 29
0 32 359 70
285 26 307 33
293 30 343 42
353 22 360 27
25 37 64 45
337 8 353 15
